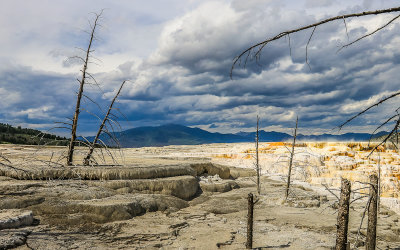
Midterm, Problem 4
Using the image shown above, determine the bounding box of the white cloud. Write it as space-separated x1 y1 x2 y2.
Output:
1 0 400 135
12 106 53 120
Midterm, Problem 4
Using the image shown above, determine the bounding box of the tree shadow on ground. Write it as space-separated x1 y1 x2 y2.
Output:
254 242 291 249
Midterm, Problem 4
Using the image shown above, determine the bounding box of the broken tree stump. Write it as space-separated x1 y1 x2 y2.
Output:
335 178 351 250
366 174 378 250
246 193 254 249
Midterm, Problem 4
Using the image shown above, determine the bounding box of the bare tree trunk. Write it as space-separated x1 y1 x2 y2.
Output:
83 80 126 165
366 174 378 250
246 193 254 249
397 125 399 154
377 153 381 213
67 12 102 166
335 178 351 250
285 116 298 199
256 116 260 195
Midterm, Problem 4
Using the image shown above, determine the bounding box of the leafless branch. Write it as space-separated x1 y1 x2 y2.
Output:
306 26 316 70
368 114 399 143
342 16 349 41
367 118 400 157
231 6 400 78
339 90 400 130
82 93 103 111
350 195 368 204
322 183 340 201
83 81 126 165
287 34 292 57
355 196 372 246
0 154 11 164
337 14 400 53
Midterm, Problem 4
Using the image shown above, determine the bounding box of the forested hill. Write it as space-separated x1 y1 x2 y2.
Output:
0 123 68 146
0 123 389 147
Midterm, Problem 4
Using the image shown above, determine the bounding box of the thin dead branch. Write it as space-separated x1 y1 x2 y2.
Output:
367 118 400 157
322 183 340 201
305 26 316 70
83 80 126 165
342 16 349 41
368 114 399 143
337 14 400 53
231 6 400 78
355 196 372 247
339 90 400 130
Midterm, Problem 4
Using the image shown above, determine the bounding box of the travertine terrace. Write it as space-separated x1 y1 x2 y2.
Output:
118 142 400 207
0 143 399 249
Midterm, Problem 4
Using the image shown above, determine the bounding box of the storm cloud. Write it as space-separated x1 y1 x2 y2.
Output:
1 0 400 136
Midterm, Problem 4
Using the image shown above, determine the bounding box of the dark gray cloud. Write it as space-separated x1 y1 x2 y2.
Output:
124 1 400 133
1 0 400 135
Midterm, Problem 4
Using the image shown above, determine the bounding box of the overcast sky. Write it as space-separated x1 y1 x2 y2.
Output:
1 0 400 136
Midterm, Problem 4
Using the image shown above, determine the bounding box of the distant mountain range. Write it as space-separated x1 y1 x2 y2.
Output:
92 124 388 148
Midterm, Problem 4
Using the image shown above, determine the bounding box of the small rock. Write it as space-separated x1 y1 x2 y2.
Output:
0 230 30 249
0 210 34 230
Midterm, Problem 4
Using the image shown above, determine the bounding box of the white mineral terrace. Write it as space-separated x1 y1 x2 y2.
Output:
123 142 400 213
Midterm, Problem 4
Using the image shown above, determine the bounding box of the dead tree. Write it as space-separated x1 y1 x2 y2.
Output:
285 116 298 199
67 11 103 166
377 153 381 212
255 116 260 195
397 122 399 154
83 80 126 165
392 115 400 154
231 6 400 155
335 178 351 250
366 174 378 250
246 193 254 249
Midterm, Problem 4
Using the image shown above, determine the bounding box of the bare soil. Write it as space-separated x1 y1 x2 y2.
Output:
0 144 398 249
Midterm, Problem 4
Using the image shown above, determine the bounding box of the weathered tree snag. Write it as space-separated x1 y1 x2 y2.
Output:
377 153 381 213
335 178 351 250
256 116 260 195
246 193 254 249
285 116 298 199
366 174 378 250
67 11 102 166
83 80 126 165
397 125 399 154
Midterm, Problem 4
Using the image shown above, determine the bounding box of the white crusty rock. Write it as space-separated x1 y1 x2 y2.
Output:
0 209 34 230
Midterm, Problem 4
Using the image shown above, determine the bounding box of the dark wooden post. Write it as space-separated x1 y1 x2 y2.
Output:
366 174 378 250
246 193 254 249
335 178 351 250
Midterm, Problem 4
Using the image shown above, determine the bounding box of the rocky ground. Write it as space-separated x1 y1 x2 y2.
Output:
0 144 399 249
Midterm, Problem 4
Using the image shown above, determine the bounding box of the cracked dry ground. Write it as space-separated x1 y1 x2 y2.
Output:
1 174 399 250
